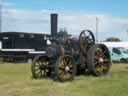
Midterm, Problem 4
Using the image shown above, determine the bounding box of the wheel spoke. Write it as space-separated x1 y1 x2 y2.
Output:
65 58 69 65
35 69 41 74
104 58 110 63
37 70 42 77
59 67 65 70
102 50 106 55
67 59 71 66
64 72 71 79
60 71 66 77
35 62 40 66
96 63 103 73
94 60 99 65
102 65 108 70
34 68 40 71
68 70 73 74
63 58 67 66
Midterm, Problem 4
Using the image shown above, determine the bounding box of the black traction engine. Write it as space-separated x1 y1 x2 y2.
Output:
31 14 112 82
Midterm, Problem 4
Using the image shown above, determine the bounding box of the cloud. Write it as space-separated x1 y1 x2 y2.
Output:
112 18 128 24
0 1 15 6
1 9 128 41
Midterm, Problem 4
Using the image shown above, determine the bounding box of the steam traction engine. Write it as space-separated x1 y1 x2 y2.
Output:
31 14 112 82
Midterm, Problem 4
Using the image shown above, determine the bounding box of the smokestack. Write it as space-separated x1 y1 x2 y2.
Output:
51 13 58 37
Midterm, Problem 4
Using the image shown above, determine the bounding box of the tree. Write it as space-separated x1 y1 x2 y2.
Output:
105 37 121 42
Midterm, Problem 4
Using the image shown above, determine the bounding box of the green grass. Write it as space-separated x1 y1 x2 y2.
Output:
0 63 128 96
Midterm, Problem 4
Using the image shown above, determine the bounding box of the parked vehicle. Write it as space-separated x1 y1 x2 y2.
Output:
108 47 128 63
0 32 50 63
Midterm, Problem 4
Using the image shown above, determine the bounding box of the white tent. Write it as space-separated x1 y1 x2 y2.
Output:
100 42 128 49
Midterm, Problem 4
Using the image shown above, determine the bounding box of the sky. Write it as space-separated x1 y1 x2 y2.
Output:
1 0 128 41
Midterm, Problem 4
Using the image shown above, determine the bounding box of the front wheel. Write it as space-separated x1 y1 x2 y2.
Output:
55 55 76 82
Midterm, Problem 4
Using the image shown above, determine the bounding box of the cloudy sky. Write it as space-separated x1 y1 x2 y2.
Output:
0 0 128 41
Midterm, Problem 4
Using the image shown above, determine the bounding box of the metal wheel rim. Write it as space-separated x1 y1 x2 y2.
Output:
33 57 50 78
94 47 111 75
57 56 74 81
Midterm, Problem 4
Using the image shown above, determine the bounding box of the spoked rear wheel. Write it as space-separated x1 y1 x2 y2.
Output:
31 55 51 78
87 44 112 76
55 55 76 82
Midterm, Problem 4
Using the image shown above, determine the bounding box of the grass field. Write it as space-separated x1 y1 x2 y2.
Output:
0 63 128 96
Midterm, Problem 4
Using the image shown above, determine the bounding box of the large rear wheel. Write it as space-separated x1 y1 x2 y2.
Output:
87 44 112 76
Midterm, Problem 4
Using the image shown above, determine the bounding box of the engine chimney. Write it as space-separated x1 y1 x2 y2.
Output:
51 13 58 37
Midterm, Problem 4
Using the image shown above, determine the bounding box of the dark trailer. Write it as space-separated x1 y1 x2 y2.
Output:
0 14 58 62
0 32 51 62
